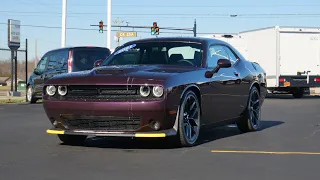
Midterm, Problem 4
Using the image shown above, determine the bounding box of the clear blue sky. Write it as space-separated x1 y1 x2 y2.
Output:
0 0 320 61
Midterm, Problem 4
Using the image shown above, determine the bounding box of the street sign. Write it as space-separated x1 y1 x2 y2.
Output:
117 31 137 37
8 19 20 48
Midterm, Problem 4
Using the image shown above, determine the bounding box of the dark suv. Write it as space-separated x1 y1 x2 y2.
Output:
27 46 111 103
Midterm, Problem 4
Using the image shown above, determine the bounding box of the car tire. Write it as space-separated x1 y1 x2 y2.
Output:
27 86 37 104
176 90 201 147
57 134 87 145
236 86 261 133
292 88 304 98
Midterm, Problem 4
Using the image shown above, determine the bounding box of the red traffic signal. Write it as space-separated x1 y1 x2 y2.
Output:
153 22 157 27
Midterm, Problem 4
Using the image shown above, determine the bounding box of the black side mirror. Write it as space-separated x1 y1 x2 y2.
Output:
217 59 232 68
205 59 232 78
33 68 40 75
93 59 103 68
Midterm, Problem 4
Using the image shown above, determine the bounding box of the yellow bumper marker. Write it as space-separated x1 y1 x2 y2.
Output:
135 133 166 137
211 150 320 155
46 129 65 135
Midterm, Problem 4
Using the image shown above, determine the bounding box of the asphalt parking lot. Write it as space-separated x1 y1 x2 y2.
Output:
1 95 320 180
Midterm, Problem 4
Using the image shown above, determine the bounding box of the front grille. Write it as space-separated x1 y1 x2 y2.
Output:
68 85 139 96
60 115 141 131
48 85 163 101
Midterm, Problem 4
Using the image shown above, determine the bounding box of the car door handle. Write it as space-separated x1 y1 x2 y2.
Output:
234 71 239 76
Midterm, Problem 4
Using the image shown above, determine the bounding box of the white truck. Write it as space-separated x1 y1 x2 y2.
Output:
202 26 320 98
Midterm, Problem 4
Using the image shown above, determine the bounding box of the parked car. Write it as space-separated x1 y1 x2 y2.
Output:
27 46 111 103
43 37 267 147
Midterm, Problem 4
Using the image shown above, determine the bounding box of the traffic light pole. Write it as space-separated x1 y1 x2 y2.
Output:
91 19 197 37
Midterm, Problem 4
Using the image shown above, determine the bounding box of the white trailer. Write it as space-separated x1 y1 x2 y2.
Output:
200 34 249 59
202 26 320 98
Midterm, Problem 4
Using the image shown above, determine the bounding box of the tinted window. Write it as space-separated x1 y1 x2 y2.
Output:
37 56 49 73
223 46 238 65
102 42 203 67
55 49 69 69
72 48 111 71
208 45 229 68
47 52 59 70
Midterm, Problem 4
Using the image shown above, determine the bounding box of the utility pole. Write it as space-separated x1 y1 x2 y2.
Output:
61 0 67 47
193 19 197 37
107 0 112 49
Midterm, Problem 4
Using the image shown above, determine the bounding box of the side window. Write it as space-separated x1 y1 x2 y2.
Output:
56 50 69 69
223 46 238 65
207 45 229 68
37 56 49 73
47 52 58 70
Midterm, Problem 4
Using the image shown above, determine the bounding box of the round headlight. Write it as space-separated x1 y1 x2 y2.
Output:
152 86 164 97
140 86 151 97
46 85 56 96
58 86 68 96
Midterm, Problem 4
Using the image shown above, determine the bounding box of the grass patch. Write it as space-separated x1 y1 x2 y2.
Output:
0 98 43 104
0 98 26 104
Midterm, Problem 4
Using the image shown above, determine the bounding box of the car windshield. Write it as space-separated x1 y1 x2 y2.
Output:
72 47 111 71
101 41 203 67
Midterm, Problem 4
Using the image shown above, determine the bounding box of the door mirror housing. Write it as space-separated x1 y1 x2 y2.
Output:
94 59 103 68
33 68 40 75
217 59 232 68
205 59 232 78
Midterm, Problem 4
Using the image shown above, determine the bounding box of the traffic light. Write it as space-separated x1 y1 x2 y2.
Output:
155 27 159 35
151 22 159 35
99 20 103 33
151 27 155 35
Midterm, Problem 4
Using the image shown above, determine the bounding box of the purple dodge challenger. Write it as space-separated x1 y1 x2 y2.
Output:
44 37 267 147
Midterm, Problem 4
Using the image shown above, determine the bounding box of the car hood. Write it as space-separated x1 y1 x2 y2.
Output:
46 65 197 85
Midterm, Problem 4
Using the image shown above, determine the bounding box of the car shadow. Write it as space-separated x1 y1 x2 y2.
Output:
196 120 284 146
61 120 284 149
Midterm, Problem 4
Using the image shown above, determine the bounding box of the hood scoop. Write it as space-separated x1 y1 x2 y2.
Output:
95 68 124 75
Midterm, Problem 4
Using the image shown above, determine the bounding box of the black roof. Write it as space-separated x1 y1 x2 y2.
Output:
47 46 110 53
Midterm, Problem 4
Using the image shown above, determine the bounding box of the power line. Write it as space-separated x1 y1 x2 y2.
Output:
1 10 320 17
13 3 320 8
112 4 320 8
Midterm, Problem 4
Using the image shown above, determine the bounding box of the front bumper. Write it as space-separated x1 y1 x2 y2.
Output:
43 99 179 135
46 128 177 137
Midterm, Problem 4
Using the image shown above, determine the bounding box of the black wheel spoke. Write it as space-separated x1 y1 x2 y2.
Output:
253 109 259 119
190 108 198 118
188 117 199 127
189 101 196 112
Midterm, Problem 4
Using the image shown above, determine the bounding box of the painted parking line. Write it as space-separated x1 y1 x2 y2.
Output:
211 150 320 155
